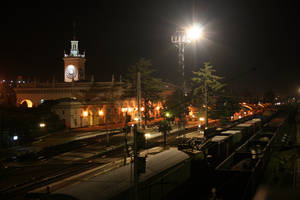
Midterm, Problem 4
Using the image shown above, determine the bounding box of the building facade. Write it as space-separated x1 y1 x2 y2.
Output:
13 38 167 128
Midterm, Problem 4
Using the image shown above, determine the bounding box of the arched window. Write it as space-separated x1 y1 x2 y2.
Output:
20 99 33 108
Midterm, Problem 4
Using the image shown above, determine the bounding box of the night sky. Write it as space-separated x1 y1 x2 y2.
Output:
0 0 298 96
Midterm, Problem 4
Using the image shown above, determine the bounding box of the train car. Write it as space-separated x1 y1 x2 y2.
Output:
245 118 262 126
245 118 262 133
201 135 233 167
220 129 243 149
231 123 255 142
215 128 278 200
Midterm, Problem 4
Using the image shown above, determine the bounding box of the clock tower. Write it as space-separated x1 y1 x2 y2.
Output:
63 38 86 82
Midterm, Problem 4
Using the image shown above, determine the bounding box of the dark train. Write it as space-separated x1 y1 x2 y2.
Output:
213 116 286 200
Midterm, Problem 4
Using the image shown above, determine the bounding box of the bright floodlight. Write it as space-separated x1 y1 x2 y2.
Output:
186 24 203 41
13 135 18 141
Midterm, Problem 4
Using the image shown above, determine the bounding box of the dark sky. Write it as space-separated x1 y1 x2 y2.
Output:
0 0 298 96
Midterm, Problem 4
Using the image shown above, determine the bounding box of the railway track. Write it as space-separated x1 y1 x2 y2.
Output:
0 163 99 200
0 115 257 199
0 125 200 199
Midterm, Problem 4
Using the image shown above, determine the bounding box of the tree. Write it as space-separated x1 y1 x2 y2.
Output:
157 120 172 148
163 87 188 127
209 93 240 125
192 62 225 127
124 58 164 127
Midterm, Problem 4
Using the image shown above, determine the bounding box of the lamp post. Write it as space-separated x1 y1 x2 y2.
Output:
171 24 203 95
171 24 203 128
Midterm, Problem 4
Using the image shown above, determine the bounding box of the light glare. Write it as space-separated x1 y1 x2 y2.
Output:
186 25 203 41
39 123 46 128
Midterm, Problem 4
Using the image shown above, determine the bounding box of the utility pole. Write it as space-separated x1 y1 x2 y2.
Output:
106 108 110 146
137 72 142 128
133 125 139 200
204 75 208 128
124 112 129 165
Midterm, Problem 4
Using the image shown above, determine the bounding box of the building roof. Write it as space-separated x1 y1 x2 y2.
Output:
55 148 190 200
221 130 241 135
211 135 230 142
236 123 253 127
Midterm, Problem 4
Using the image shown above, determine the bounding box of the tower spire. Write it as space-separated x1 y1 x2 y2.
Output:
70 20 79 57
63 21 86 83
72 20 77 41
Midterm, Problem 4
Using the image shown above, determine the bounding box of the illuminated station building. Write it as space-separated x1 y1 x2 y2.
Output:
14 38 164 128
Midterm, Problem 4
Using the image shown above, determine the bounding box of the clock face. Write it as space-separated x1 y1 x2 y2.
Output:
66 65 77 79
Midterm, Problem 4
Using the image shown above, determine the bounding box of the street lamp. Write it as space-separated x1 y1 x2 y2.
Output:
171 24 203 128
39 123 46 128
171 24 203 94
186 24 203 41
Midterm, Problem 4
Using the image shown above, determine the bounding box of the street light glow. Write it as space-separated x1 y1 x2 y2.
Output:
186 24 203 41
39 123 46 128
83 111 88 117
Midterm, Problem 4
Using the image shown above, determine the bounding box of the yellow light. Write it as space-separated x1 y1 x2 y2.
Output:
99 110 104 116
134 117 139 121
186 24 203 41
156 106 160 110
128 107 133 112
121 108 128 112
199 117 205 121
145 133 151 138
141 107 145 111
165 112 170 117
39 123 46 128
83 111 88 117
20 99 33 108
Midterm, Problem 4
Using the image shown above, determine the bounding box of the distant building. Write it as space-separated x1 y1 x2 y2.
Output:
13 38 168 128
